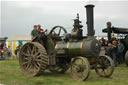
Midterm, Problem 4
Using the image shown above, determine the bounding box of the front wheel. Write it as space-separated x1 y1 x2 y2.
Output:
71 57 90 81
95 55 114 77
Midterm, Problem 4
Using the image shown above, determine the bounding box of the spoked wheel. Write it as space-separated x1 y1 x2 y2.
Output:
49 26 67 37
71 57 90 81
95 55 114 77
49 64 69 73
19 42 48 77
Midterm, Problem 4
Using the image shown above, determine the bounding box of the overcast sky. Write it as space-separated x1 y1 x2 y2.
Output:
1 0 128 37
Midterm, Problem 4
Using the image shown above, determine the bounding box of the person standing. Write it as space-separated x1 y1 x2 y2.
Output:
0 44 3 59
117 40 125 64
0 43 5 59
3 44 8 59
7 46 12 58
112 40 117 66
105 43 113 59
15 44 21 59
101 37 105 46
106 22 112 43
31 25 39 40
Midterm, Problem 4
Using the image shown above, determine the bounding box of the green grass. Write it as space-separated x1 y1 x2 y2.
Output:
0 60 128 85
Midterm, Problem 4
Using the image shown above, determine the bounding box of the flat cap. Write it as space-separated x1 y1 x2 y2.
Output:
106 22 112 25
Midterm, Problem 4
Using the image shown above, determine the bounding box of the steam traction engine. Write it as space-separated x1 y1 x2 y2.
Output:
19 5 114 81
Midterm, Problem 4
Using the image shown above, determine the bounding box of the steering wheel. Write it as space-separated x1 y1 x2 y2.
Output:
49 26 67 37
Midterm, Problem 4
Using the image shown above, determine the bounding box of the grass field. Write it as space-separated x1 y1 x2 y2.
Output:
0 60 128 85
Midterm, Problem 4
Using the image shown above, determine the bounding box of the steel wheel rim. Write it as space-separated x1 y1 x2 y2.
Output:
95 55 114 77
71 57 90 81
19 43 44 77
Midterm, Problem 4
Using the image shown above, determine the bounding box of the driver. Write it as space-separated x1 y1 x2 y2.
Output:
38 24 47 35
37 24 47 41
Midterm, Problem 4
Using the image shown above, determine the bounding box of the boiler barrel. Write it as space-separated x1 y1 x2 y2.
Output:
55 38 100 57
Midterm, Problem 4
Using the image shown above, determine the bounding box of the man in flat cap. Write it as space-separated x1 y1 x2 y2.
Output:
106 22 112 43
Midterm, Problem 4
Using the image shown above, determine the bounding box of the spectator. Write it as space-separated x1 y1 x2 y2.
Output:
103 40 108 53
0 43 4 49
0 43 1 51
15 44 21 59
0 44 2 59
106 22 112 43
7 46 12 58
3 44 8 58
105 43 113 59
117 40 125 64
101 37 105 46
0 44 5 59
112 40 117 67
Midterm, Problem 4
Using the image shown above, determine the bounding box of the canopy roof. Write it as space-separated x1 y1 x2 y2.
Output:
0 37 8 41
102 27 128 34
7 35 31 41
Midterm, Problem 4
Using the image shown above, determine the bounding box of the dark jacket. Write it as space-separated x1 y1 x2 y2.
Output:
107 28 112 42
112 45 117 54
117 43 125 53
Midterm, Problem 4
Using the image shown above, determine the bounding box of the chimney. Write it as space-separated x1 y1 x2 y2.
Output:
85 4 95 37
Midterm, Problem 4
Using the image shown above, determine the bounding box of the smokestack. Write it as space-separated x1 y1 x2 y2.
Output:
85 4 95 36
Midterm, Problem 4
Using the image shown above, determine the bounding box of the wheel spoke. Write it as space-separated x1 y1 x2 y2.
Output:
33 52 40 58
58 27 61 36
22 52 30 57
31 46 36 55
36 55 44 59
24 57 29 60
36 62 41 67
34 62 40 69
35 59 43 62
22 61 29 65
27 45 31 53
27 49 31 56
33 65 39 73
26 63 31 70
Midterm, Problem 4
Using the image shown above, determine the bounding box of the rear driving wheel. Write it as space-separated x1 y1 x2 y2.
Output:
19 42 48 77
